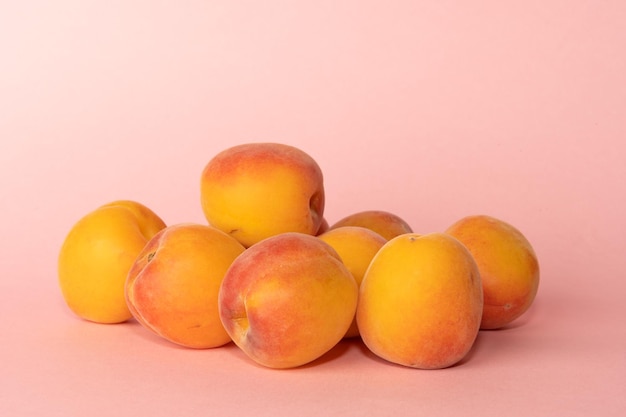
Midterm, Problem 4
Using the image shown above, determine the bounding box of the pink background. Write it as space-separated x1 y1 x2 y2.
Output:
1 1 625 416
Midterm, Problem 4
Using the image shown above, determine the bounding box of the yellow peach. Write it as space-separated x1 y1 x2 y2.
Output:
125 223 245 348
318 226 387 338
58 200 166 324
200 143 325 247
357 233 483 369
329 210 413 240
445 214 540 330
218 232 358 369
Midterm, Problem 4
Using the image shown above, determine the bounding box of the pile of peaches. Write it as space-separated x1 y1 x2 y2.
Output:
58 143 540 370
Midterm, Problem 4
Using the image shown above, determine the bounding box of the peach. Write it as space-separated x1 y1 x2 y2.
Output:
329 210 413 240
445 214 540 330
200 143 325 247
316 217 330 235
58 200 166 324
318 226 387 338
125 223 246 349
357 233 483 369
218 232 358 369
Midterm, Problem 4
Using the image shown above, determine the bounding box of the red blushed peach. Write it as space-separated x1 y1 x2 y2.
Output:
125 223 245 348
329 210 413 240
200 143 325 247
445 214 540 330
218 232 358 369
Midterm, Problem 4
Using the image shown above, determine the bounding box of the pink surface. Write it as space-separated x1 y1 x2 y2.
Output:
1 1 625 415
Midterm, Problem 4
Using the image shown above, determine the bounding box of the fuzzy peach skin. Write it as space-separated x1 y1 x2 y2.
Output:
125 223 246 349
445 214 540 330
329 210 413 240
200 143 325 248
218 232 358 369
357 233 483 369
318 226 387 338
58 200 166 324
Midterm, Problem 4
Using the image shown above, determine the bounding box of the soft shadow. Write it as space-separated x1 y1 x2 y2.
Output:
351 338 419 369
480 302 541 332
212 339 357 371
124 318 201 350
452 331 486 368
352 333 488 371
296 338 355 369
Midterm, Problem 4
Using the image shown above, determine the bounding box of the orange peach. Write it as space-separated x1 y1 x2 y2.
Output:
445 214 540 330
58 200 166 324
318 226 387 338
357 233 483 369
200 143 325 247
125 223 246 348
329 210 413 240
218 232 358 369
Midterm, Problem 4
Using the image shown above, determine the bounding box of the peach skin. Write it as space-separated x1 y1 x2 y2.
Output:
318 226 387 338
316 217 330 235
445 214 540 330
58 200 166 324
218 232 358 369
200 143 325 247
357 233 483 369
329 210 413 240
125 223 246 349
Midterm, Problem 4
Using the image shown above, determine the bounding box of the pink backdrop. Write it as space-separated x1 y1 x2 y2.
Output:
1 1 624 416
